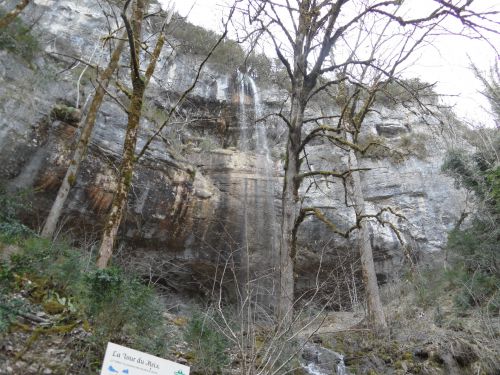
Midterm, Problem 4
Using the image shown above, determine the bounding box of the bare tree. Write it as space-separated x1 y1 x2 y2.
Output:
96 0 163 268
244 0 498 328
96 0 236 268
205 230 341 375
41 34 126 238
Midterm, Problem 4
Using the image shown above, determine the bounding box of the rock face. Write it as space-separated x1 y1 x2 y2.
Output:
0 0 466 305
295 108 466 301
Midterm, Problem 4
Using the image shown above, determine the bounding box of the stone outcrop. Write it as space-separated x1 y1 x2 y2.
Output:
0 0 466 305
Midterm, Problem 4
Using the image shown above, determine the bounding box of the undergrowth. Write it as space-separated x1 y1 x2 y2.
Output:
0 186 34 242
184 311 230 374
0 234 169 372
0 189 169 373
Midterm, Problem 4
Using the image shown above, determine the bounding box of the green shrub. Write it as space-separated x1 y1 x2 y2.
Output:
83 267 166 354
486 166 500 213
168 14 243 72
442 130 499 315
199 138 216 152
412 268 448 308
7 237 84 293
0 292 27 332
453 271 499 313
0 186 34 242
446 225 500 314
166 14 286 85
0 9 39 61
1 234 168 370
184 312 230 374
397 133 430 159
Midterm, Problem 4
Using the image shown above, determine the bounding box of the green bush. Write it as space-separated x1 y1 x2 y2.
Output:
166 14 285 85
184 312 230 374
0 234 168 370
0 292 27 332
453 271 499 313
411 268 448 309
442 130 499 315
168 14 243 72
0 186 34 242
446 225 500 314
84 267 166 354
397 132 430 160
0 9 39 61
7 237 85 291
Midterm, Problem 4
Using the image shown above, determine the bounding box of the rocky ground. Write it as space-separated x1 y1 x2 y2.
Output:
2 284 498 375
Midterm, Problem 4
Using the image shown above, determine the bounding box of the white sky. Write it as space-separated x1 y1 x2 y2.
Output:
159 0 500 126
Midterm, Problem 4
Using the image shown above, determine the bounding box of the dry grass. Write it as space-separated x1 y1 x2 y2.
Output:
35 171 63 191
381 275 500 374
86 185 113 212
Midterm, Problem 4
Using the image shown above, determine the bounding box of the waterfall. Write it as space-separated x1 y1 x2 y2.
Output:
337 355 347 375
247 73 277 257
237 70 251 152
301 343 348 375
236 70 278 311
302 357 347 375
236 72 349 374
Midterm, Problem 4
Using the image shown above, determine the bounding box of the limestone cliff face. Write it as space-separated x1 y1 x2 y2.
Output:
0 0 465 301
295 108 466 295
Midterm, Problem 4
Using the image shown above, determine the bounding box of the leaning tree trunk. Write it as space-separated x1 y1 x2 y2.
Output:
96 79 144 269
347 142 387 330
0 0 30 29
41 37 125 238
96 0 165 269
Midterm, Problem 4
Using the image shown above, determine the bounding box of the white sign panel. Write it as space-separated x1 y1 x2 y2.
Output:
100 342 190 375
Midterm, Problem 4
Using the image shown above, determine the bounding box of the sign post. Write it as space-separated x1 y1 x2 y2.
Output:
100 342 190 375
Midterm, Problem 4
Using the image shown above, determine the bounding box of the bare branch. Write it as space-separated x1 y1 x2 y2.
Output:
136 5 237 161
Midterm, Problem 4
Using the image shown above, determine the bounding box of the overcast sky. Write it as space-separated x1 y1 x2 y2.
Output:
159 0 499 126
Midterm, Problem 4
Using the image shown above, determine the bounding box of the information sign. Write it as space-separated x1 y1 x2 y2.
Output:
100 342 190 375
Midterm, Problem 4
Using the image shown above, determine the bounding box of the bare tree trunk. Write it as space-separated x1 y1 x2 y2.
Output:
96 89 142 269
278 142 298 323
347 142 387 330
0 0 29 29
96 0 165 269
41 37 125 238
278 93 305 323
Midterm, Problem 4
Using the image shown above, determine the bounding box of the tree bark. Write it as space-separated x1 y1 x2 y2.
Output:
96 79 144 269
96 0 165 269
276 2 315 322
41 37 125 238
347 139 387 330
278 132 299 323
0 0 29 30
277 86 307 323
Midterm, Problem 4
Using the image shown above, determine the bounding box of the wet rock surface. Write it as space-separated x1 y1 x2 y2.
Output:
0 0 466 303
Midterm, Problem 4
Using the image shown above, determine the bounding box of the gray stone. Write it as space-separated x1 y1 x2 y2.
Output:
0 0 466 305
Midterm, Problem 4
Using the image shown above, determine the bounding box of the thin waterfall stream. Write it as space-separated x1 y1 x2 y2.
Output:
236 70 278 311
236 71 347 375
301 342 348 375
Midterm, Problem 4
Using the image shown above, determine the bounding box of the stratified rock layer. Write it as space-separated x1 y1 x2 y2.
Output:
0 0 466 304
